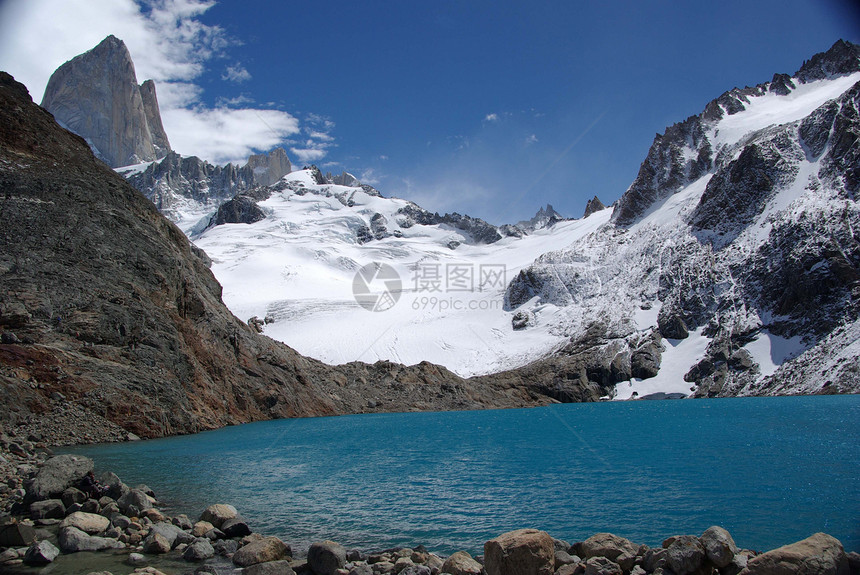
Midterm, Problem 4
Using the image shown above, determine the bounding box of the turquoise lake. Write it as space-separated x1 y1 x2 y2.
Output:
65 396 860 555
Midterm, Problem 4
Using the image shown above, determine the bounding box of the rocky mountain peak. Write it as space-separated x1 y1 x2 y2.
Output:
516 204 565 232
795 39 860 83
40 35 171 168
245 147 292 187
583 196 606 218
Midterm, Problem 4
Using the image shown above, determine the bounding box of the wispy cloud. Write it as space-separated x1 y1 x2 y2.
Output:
484 113 500 122
222 63 251 83
0 0 321 166
525 134 539 145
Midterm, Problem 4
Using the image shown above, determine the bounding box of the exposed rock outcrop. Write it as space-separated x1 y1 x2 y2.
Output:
40 35 170 168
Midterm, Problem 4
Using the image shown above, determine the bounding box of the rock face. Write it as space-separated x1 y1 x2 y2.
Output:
582 196 606 218
1 71 570 440
504 40 860 398
484 529 555 575
41 35 170 167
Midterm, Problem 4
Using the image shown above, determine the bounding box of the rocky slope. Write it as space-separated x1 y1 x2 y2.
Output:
40 35 170 168
505 40 860 398
0 72 567 444
119 147 292 228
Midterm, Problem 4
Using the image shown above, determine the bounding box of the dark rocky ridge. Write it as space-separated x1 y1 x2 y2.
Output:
0 72 572 444
613 39 860 227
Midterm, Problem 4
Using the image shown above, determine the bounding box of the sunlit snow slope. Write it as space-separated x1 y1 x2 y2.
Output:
194 167 611 377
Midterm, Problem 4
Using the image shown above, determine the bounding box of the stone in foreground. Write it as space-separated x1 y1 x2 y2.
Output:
441 550 484 575
308 540 348 575
233 536 290 567
700 525 739 568
484 529 555 575
739 532 847 575
23 540 60 565
200 503 239 528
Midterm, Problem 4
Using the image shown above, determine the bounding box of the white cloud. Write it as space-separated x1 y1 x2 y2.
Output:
359 168 380 185
525 134 539 145
379 155 389 161
164 107 300 165
484 113 499 122
290 148 327 164
0 0 320 166
222 63 251 83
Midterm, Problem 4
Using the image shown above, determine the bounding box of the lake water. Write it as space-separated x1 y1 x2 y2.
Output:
65 396 860 555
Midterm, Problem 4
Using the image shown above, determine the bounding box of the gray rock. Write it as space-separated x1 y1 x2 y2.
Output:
399 565 432 575
149 521 188 547
484 529 555 575
584 557 622 575
665 535 705 575
350 564 375 575
25 454 93 501
244 560 298 575
173 514 194 530
699 526 738 568
110 512 132 530
555 550 578 566
308 540 348 575
127 551 146 565
183 537 216 561
641 548 666 572
61 487 88 508
213 538 239 556
41 35 170 167
23 540 60 565
58 525 124 552
117 488 152 517
142 531 172 555
100 472 129 500
233 536 290 567
222 516 252 537
30 498 65 519
577 533 639 563
583 196 606 218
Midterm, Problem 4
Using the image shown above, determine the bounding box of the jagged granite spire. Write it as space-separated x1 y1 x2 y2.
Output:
41 35 171 168
583 196 606 218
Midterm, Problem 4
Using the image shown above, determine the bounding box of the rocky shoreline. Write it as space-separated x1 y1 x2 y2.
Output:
1 433 858 575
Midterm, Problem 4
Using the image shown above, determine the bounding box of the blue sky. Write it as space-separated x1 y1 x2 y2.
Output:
0 1 858 224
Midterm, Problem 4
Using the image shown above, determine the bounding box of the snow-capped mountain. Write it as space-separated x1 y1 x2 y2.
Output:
182 40 860 398
101 40 858 400
506 40 860 398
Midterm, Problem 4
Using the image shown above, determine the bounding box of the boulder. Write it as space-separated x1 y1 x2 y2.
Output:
61 487 88 508
213 538 239 556
100 472 129 500
309 540 348 575
30 498 66 519
351 564 376 575
222 516 252 537
739 533 847 575
149 521 193 548
576 533 639 563
172 514 193 530
442 550 484 575
400 565 432 575
25 454 93 501
200 503 238 528
23 540 60 565
142 532 172 555
699 526 738 568
484 529 555 575
193 520 216 537
244 560 298 575
58 525 124 552
584 557 622 575
0 517 37 547
183 537 215 561
665 535 706 575
117 489 152 517
60 511 110 534
555 551 578 566
233 536 290 567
